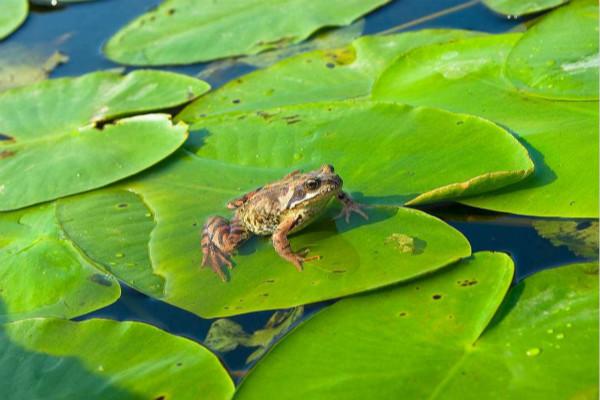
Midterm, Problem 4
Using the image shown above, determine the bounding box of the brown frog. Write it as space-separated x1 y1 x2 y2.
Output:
201 164 368 281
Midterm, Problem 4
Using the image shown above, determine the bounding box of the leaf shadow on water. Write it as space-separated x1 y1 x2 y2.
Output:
0 302 140 400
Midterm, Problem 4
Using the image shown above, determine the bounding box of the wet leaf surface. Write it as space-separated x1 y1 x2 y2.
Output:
1 318 234 400
235 254 599 400
0 70 210 210
104 0 390 65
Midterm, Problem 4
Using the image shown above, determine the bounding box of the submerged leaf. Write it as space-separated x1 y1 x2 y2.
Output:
533 220 599 258
0 70 210 210
0 44 68 92
235 255 599 400
105 0 390 65
0 204 120 322
1 318 235 400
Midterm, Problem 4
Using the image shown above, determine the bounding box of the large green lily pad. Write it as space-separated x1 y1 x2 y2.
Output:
1 318 234 400
104 0 389 65
0 0 27 40
506 0 599 100
0 70 210 211
482 0 568 16
178 29 480 121
373 34 599 217
189 101 534 205
0 204 119 322
58 150 472 317
235 254 599 399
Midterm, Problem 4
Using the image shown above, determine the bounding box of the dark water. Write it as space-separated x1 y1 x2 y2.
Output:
4 0 595 381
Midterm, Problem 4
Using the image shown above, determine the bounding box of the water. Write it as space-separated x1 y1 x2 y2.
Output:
4 0 596 381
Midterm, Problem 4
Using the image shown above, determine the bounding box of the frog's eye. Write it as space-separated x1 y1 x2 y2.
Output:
305 178 321 191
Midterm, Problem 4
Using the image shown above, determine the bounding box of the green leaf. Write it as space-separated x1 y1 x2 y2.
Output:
0 70 210 211
178 29 481 121
373 33 599 217
189 101 534 205
235 254 599 400
104 0 390 65
506 0 599 100
1 318 235 400
0 0 27 40
482 0 567 16
57 149 472 318
0 204 120 322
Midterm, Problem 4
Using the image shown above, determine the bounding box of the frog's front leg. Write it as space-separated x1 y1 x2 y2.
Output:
272 216 320 271
335 191 369 223
201 216 249 281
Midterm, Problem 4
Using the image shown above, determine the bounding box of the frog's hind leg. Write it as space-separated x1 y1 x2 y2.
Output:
201 216 247 281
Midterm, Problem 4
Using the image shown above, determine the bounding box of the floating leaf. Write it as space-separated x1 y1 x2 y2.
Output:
58 148 472 318
506 0 599 100
482 0 567 16
0 0 27 39
178 29 480 121
235 254 599 400
205 307 303 363
1 318 235 400
533 220 599 258
373 33 599 217
0 70 210 211
104 0 390 65
0 204 119 322
188 101 534 205
0 44 67 92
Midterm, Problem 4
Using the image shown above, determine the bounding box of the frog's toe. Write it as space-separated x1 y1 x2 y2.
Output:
201 244 233 281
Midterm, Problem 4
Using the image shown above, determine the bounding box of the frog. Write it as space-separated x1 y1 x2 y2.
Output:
201 164 368 281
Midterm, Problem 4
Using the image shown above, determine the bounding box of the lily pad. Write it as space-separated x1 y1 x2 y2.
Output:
0 204 119 322
1 318 235 400
235 254 599 400
482 0 568 16
58 149 473 318
178 29 480 121
0 0 27 40
373 34 599 217
506 0 599 100
0 70 210 211
189 101 534 205
104 0 390 65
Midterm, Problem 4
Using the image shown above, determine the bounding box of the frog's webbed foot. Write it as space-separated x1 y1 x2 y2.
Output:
201 216 247 282
335 192 369 223
273 217 321 272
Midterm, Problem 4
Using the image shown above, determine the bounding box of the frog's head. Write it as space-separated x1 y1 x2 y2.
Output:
287 164 342 210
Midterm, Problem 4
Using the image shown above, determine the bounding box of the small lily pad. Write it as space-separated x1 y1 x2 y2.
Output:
235 254 599 400
1 318 235 400
105 0 390 65
0 0 28 39
0 70 210 210
0 204 120 322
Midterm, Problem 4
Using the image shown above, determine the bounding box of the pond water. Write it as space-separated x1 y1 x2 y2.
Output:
5 0 596 380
